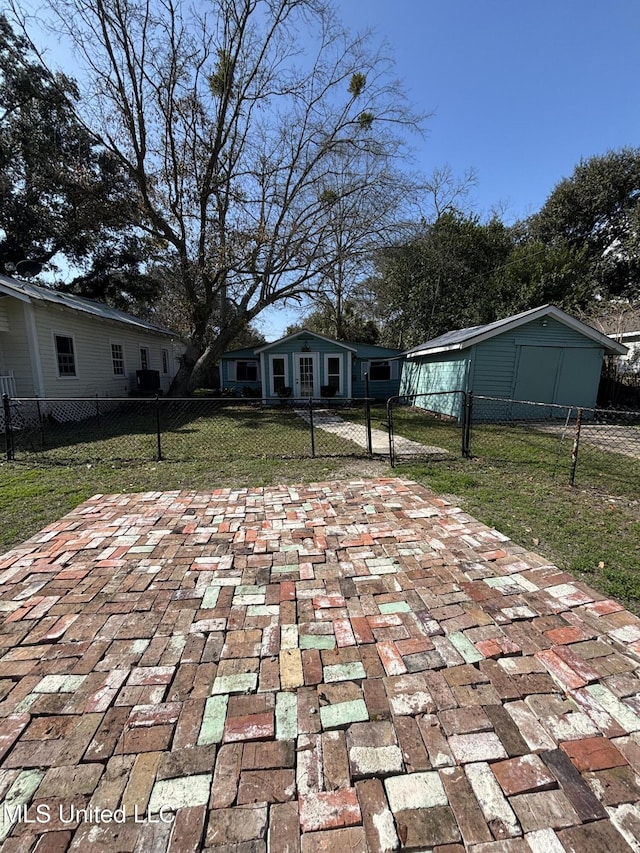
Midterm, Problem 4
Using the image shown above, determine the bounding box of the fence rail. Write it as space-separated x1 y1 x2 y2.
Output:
1 395 376 465
386 392 640 490
3 392 639 494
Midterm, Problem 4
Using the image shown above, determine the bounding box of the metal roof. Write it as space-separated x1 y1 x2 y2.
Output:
0 273 178 337
404 304 628 358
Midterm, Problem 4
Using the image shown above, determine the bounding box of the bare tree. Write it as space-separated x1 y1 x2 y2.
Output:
14 0 421 391
309 147 415 340
417 163 478 223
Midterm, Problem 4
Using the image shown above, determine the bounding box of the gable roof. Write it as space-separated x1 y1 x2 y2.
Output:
255 329 358 353
0 273 177 338
220 346 260 359
404 305 628 358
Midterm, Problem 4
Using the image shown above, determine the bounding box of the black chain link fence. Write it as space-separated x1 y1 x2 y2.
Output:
3 393 639 494
386 392 640 492
1 395 376 465
469 396 640 489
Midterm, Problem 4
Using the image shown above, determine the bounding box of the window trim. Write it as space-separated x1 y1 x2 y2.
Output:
161 348 170 375
324 353 343 395
269 354 289 396
234 359 259 383
368 359 393 382
110 341 126 377
53 332 78 380
140 346 150 370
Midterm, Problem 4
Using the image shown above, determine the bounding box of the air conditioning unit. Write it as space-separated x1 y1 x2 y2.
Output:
136 369 161 395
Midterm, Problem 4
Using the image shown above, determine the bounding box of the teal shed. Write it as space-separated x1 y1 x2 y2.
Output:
400 305 627 419
220 329 403 402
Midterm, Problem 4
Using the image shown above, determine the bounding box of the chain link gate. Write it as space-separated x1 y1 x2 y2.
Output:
386 391 469 467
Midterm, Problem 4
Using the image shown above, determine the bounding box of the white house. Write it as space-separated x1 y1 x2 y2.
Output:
0 273 184 400
614 330 640 373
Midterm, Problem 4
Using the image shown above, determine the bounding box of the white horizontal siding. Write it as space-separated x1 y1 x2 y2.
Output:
33 302 181 398
0 300 33 395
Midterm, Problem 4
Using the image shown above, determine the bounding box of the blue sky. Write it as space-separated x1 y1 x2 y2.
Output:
262 0 640 338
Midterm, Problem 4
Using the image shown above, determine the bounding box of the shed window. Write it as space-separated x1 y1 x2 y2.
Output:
161 348 169 374
370 360 391 382
55 335 76 377
140 346 150 369
111 343 125 376
236 360 258 382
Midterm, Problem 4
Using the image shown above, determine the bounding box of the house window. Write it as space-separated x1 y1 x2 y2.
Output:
325 355 342 393
161 348 169 375
140 346 150 369
111 343 125 376
55 334 76 377
236 360 258 382
369 360 392 382
270 356 287 394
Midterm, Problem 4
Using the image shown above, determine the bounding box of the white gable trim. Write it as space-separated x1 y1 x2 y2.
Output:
256 329 357 354
407 305 628 358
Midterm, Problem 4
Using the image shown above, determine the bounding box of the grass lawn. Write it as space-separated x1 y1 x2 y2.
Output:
384 404 640 612
10 402 359 463
2 401 639 613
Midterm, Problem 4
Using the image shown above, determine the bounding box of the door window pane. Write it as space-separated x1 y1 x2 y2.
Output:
299 356 314 396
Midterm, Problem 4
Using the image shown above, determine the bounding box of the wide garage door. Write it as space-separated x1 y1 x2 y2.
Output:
514 346 560 404
513 346 602 412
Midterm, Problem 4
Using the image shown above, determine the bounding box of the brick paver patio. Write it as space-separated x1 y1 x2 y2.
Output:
1 478 640 851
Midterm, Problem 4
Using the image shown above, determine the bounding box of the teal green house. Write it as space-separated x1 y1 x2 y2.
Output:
400 305 627 419
220 329 403 402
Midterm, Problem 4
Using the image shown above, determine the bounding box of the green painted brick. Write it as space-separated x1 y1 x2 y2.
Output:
202 586 221 609
0 770 46 842
276 691 298 741
378 602 411 614
320 699 369 730
447 631 484 663
323 662 366 682
211 673 257 695
198 694 229 744
247 605 280 617
300 635 336 650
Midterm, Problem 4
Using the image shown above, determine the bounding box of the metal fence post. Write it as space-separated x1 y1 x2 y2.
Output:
387 396 395 468
36 397 45 450
155 395 163 461
364 373 373 456
2 393 13 461
309 397 315 458
569 407 583 486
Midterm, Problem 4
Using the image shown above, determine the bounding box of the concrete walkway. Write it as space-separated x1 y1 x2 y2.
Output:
295 407 449 458
1 478 640 851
